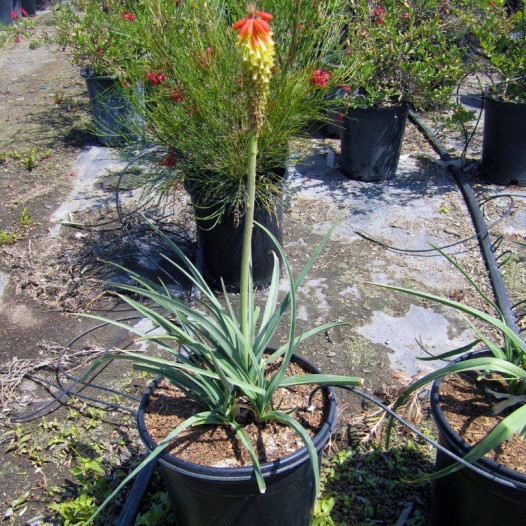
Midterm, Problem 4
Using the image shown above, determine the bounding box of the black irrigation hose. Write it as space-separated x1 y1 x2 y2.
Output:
11 317 144 422
116 457 158 526
408 109 522 336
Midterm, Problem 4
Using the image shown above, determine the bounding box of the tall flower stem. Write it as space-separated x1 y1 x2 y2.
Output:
240 132 258 348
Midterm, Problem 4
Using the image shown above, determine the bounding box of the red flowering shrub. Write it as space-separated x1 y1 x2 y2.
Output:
147 72 167 85
311 70 330 87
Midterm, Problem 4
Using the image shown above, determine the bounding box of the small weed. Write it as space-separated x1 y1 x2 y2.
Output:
20 207 33 228
28 39 40 50
49 492 98 525
4 147 52 170
23 150 38 170
135 491 174 525
0 230 17 245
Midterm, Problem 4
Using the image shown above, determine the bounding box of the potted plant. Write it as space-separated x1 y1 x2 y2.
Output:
52 0 146 147
82 8 363 525
336 0 466 181
0 0 20 27
472 0 526 186
378 247 526 525
117 0 347 289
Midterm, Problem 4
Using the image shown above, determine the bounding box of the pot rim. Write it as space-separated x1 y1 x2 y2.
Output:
430 349 526 485
137 353 337 482
345 102 410 113
80 68 117 80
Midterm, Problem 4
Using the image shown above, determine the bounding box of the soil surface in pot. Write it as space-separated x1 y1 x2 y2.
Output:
440 371 526 474
144 361 330 467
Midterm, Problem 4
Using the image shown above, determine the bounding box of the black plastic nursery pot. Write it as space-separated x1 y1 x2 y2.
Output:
482 96 526 187
185 175 284 291
429 351 526 526
341 104 408 182
137 355 337 526
0 0 20 26
81 70 141 148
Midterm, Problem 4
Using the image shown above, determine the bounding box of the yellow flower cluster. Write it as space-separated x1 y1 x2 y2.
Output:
233 11 275 134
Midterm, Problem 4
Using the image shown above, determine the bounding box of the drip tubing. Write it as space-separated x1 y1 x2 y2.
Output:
408 109 522 336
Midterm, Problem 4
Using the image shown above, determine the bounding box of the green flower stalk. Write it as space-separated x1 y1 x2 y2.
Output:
233 7 275 348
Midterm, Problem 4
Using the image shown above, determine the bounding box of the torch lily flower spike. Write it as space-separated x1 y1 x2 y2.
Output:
233 6 275 134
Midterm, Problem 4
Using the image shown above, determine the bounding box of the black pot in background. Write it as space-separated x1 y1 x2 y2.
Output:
341 104 408 182
21 0 35 16
481 96 526 187
81 70 141 148
185 173 285 291
0 0 21 26
137 354 337 526
430 351 526 526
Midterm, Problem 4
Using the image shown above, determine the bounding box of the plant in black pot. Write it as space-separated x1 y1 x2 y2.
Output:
52 0 146 147
471 0 526 186
81 7 363 525
336 0 466 182
376 247 526 526
117 0 347 290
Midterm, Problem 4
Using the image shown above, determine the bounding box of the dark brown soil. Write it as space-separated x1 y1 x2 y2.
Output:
145 361 329 467
440 371 526 474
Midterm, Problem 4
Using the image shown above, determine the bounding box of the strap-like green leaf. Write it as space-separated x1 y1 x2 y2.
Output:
414 403 526 482
416 339 481 361
370 282 525 353
279 374 363 387
264 322 350 364
266 410 321 501
254 212 345 355
228 421 266 493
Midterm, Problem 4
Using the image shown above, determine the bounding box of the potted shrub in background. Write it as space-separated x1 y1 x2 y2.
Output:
52 0 146 147
81 8 363 525
336 0 466 181
472 0 526 186
117 0 347 290
0 0 20 26
379 248 526 526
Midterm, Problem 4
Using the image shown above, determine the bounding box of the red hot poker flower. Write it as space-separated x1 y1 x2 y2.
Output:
233 8 275 134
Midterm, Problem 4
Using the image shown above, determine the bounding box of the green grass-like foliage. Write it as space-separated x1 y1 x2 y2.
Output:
82 215 363 522
111 0 348 214
379 246 526 480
